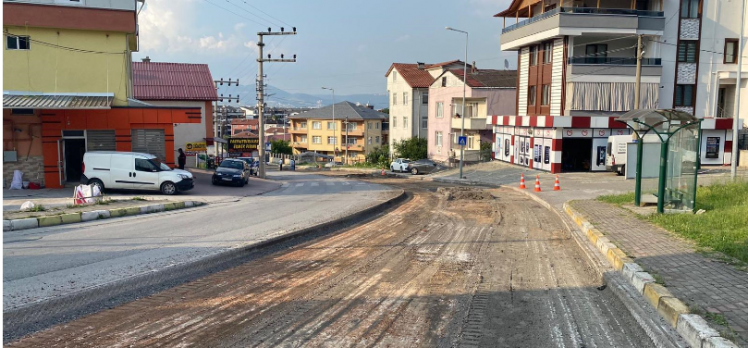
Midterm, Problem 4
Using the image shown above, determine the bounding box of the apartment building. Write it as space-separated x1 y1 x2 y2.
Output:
3 0 202 188
428 67 517 163
289 102 387 163
491 0 744 173
385 60 467 155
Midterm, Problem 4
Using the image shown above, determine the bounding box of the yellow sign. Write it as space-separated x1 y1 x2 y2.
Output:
185 141 207 152
228 138 260 152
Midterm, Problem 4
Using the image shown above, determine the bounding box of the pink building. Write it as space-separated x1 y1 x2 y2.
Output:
427 67 517 163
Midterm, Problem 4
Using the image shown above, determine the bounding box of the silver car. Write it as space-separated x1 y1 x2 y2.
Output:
407 159 438 175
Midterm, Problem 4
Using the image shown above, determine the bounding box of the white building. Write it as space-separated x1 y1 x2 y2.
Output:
492 0 745 173
384 61 466 155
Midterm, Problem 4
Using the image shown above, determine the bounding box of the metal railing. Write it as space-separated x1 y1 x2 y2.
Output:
502 7 664 34
567 57 662 65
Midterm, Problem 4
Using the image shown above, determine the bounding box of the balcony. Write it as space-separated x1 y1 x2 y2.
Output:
451 116 487 130
290 127 307 134
567 57 663 77
499 7 664 51
344 128 365 137
293 141 308 148
345 144 364 152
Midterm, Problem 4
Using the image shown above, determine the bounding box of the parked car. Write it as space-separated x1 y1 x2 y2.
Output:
237 157 259 176
390 158 411 172
82 151 194 195
408 159 438 175
212 159 251 187
324 161 344 168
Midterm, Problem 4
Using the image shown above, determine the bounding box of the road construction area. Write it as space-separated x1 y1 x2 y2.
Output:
6 178 655 347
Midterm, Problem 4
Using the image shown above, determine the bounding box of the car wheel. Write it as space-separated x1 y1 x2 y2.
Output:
411 168 418 175
391 166 395 172
88 178 105 192
161 181 177 195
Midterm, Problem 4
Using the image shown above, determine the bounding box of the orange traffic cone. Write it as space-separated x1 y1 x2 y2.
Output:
519 173 526 189
534 175 542 192
553 175 561 191
381 168 386 176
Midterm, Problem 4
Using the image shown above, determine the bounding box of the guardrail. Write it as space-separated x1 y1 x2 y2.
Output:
567 57 662 65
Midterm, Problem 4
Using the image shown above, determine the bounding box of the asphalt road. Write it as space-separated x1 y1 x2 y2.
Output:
3 171 397 312
6 179 655 347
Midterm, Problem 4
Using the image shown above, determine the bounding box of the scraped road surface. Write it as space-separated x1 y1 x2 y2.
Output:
7 179 654 347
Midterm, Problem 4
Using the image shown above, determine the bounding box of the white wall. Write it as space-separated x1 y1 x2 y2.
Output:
518 47 529 116
142 100 207 165
387 67 417 153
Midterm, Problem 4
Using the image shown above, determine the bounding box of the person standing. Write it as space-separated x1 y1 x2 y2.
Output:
177 148 187 170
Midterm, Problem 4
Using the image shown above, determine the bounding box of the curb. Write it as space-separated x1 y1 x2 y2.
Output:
564 203 738 348
3 201 206 232
3 189 407 341
431 176 500 187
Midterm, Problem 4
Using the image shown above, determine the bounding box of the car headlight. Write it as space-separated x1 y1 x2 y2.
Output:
178 174 190 180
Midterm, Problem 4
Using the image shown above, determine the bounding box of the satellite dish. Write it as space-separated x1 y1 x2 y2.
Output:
504 59 509 70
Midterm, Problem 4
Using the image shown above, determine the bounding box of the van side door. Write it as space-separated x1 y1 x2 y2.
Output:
133 157 161 191
109 154 134 190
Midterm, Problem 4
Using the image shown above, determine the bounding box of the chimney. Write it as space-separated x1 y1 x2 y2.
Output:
471 61 477 73
142 56 151 63
417 62 425 70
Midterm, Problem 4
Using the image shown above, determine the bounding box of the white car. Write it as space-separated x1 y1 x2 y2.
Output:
82 151 194 195
390 158 411 173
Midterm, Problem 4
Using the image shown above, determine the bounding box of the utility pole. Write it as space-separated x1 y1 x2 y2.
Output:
213 78 239 159
634 34 643 110
732 1 745 179
257 27 297 179
446 26 468 179
633 34 644 206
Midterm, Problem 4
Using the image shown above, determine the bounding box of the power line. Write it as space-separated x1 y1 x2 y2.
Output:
201 0 271 28
223 0 279 27
240 0 290 26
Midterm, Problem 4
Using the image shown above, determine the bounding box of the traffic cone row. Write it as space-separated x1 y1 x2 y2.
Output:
518 173 561 192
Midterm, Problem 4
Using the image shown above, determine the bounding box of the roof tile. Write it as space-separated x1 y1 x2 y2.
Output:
132 62 218 101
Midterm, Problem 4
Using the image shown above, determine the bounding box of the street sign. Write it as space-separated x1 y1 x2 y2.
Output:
265 142 272 151
227 138 260 153
458 136 467 146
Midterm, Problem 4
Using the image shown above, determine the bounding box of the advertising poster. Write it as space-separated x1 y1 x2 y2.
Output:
228 138 260 153
706 137 720 159
544 146 550 165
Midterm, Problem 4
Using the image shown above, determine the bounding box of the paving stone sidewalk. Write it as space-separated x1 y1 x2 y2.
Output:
572 199 748 346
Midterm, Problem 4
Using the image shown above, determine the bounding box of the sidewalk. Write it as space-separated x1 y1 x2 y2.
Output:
431 160 748 346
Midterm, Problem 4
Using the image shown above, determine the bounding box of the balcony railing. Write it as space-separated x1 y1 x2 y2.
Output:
568 57 662 65
502 7 664 34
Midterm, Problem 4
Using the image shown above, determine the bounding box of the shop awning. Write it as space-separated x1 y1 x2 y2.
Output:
3 91 114 109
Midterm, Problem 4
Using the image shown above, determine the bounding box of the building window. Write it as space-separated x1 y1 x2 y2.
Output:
453 102 479 117
585 44 608 64
528 86 537 106
348 137 356 145
376 122 380 129
403 116 407 129
327 121 336 130
6 35 30 50
300 135 307 143
312 136 321 144
422 92 429 104
327 136 337 145
347 122 356 131
368 122 372 129
467 135 475 149
368 137 372 144
529 46 537 66
675 85 694 106
541 85 551 106
312 121 321 129
441 77 447 87
543 42 553 63
422 117 428 129
724 39 738 64
403 92 409 106
436 102 444 118
392 117 397 128
300 122 307 129
11 109 34 115
375 136 380 143
678 41 697 63
393 93 397 105
393 71 397 82
436 131 443 147
681 0 699 18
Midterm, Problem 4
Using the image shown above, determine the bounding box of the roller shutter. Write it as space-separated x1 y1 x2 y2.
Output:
132 129 165 160
86 130 116 151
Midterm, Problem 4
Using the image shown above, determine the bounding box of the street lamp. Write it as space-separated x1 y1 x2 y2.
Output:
322 87 340 162
446 26 468 179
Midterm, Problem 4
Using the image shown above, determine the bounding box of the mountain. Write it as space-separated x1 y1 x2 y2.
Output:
217 84 388 110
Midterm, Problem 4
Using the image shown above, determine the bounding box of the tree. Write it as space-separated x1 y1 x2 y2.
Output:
380 108 389 115
480 141 492 162
393 137 427 161
366 145 390 167
270 140 293 155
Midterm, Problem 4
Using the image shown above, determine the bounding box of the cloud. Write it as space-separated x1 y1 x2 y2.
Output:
395 35 411 43
234 23 247 32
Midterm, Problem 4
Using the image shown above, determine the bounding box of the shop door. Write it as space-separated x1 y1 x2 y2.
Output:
64 139 86 183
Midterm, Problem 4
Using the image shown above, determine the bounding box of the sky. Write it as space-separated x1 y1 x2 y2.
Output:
133 0 517 99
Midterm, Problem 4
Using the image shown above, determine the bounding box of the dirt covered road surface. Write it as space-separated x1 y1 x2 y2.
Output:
7 178 654 348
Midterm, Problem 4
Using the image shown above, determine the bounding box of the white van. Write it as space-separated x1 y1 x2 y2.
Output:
606 135 630 175
82 151 194 195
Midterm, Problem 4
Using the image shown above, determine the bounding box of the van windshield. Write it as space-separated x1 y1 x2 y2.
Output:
150 158 171 171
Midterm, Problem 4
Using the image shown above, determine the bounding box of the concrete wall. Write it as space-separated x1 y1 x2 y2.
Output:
387 68 417 154
3 110 44 186
142 100 210 168
3 27 131 105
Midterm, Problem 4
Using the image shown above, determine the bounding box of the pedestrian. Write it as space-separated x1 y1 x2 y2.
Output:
290 158 295 171
177 148 187 170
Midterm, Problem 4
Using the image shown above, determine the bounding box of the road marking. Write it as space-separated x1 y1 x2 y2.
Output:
326 182 336 186
311 182 319 186
356 182 367 185
341 182 351 185
295 183 304 187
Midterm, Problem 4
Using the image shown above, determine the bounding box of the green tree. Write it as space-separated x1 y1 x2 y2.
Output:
366 145 390 167
380 108 389 114
393 137 427 161
270 140 293 155
480 141 492 162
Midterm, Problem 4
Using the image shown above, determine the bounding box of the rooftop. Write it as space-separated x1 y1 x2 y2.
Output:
448 69 518 88
133 62 218 101
289 102 388 121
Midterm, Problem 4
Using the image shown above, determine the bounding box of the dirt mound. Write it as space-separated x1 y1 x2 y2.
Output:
436 187 494 200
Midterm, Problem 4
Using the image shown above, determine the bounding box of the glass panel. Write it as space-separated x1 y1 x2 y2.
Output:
19 37 29 50
677 42 686 62
725 42 735 63
7 36 17 50
689 0 698 18
683 85 693 106
686 42 696 62
675 86 683 106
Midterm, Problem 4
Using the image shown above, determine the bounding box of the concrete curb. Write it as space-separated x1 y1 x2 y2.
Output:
3 201 206 232
3 189 407 340
563 202 739 348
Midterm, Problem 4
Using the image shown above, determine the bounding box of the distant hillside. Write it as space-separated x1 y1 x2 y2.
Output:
217 84 388 109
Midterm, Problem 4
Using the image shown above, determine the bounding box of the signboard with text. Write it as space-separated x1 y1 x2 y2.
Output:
228 138 260 153
184 141 207 155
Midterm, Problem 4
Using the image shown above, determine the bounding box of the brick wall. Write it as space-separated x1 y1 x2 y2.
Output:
3 155 45 188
